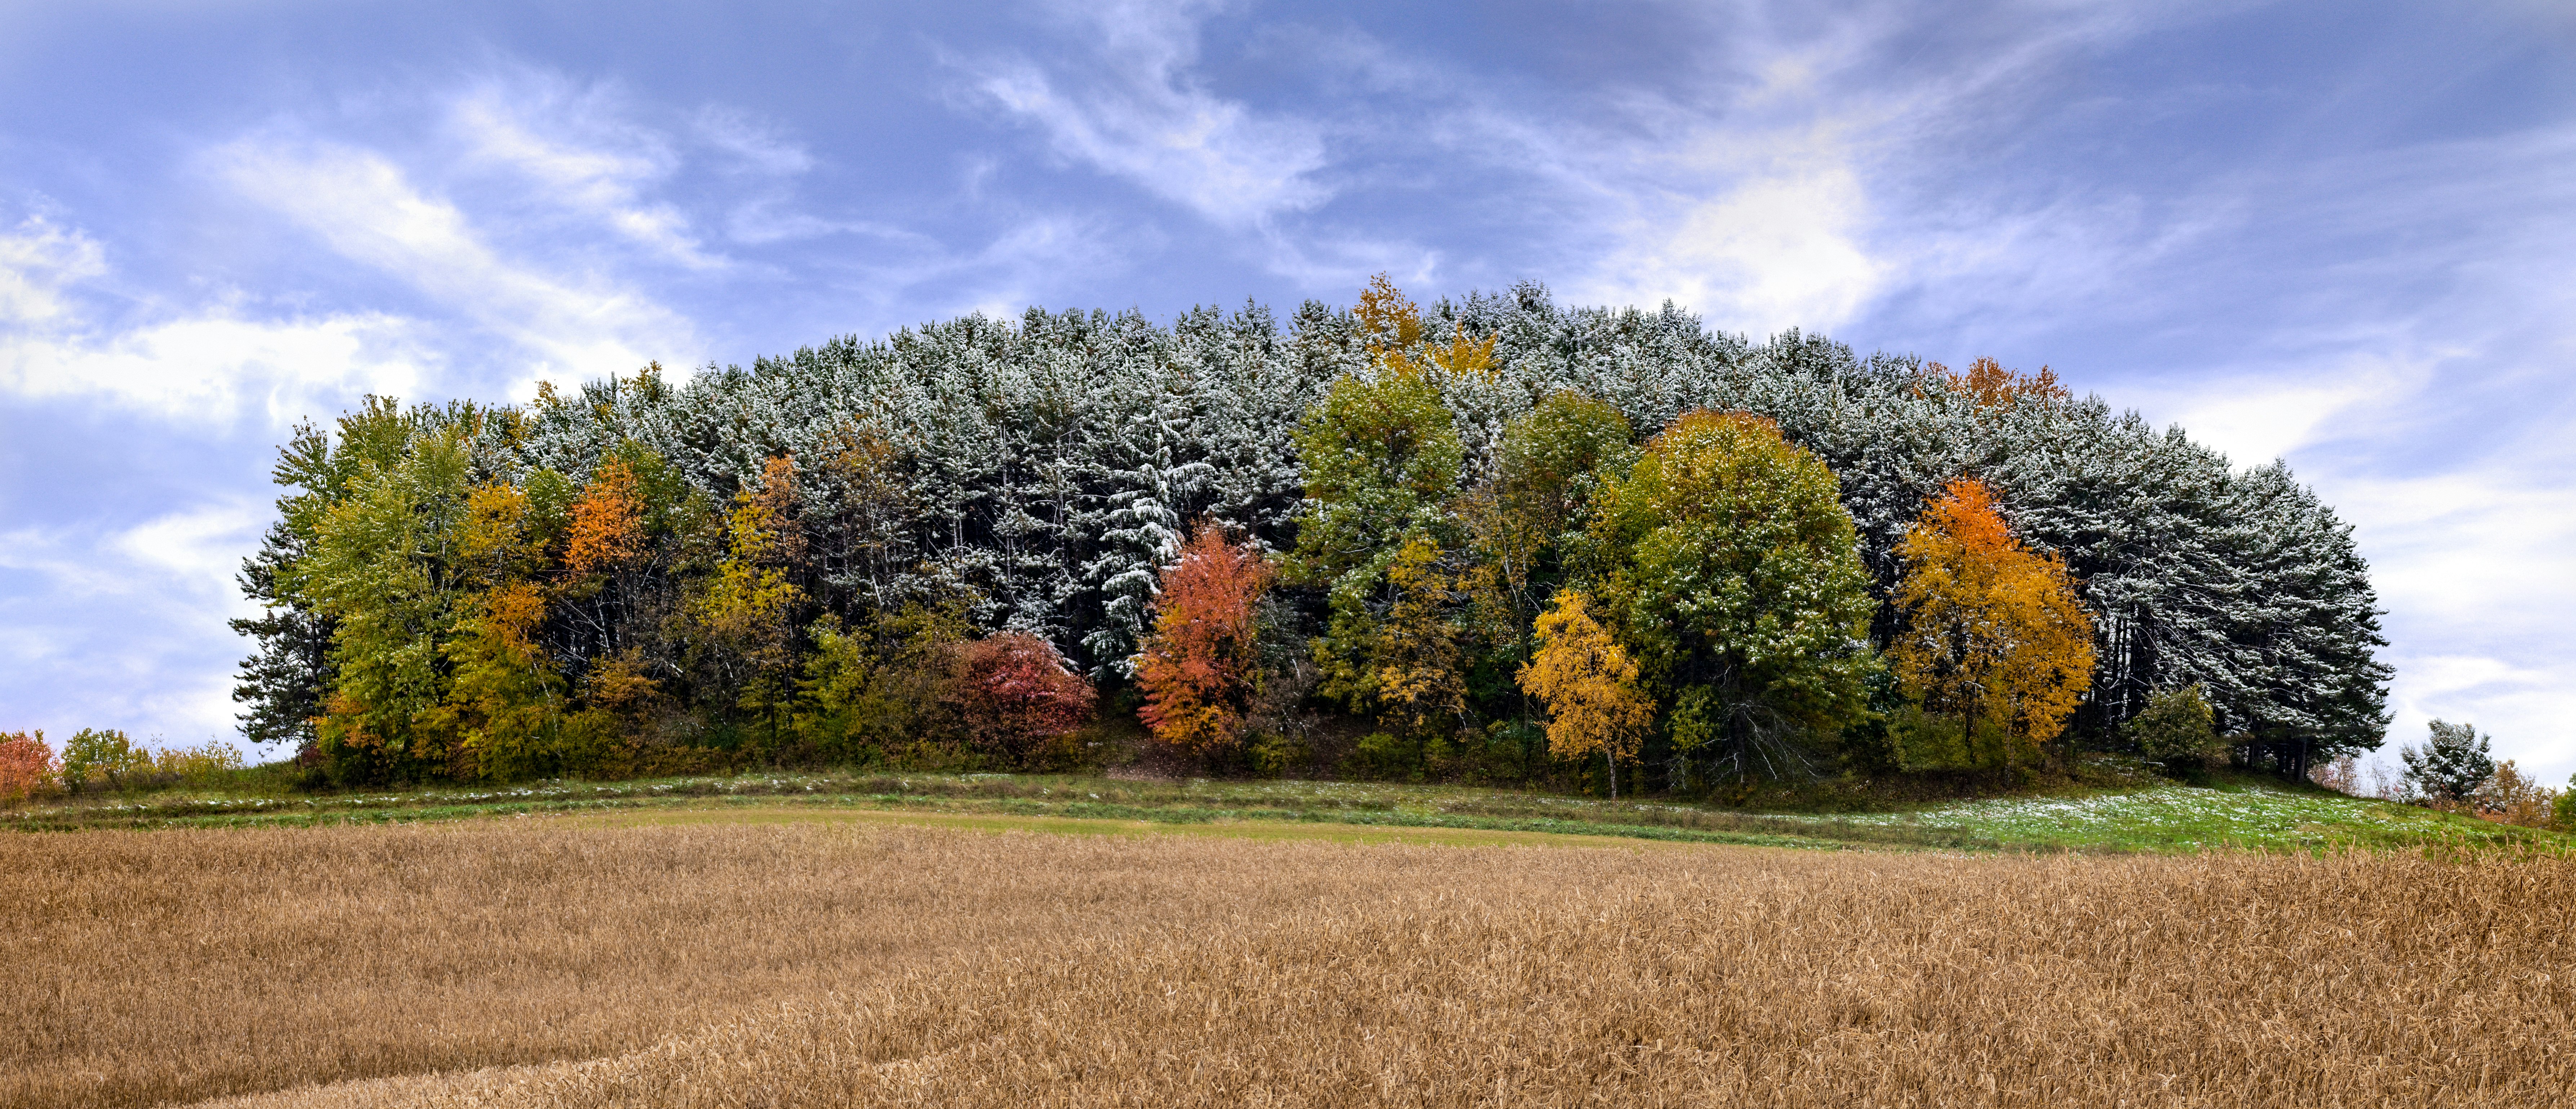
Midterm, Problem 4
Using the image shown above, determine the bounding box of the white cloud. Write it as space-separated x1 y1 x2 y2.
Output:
694 107 817 177
0 214 106 325
2146 359 2424 468
208 137 697 384
966 0 1329 228
5 311 430 424
2335 471 2576 643
1578 156 1884 334
0 501 270 748
0 216 432 423
2386 653 2576 785
115 500 270 600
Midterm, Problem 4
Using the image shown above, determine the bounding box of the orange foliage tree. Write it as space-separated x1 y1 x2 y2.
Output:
1519 592 1654 798
1932 357 2069 410
0 730 57 800
1890 478 2096 772
1134 525 1273 754
950 633 1097 768
564 457 649 577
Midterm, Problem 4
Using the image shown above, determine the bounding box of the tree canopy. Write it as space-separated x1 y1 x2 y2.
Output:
233 278 2391 790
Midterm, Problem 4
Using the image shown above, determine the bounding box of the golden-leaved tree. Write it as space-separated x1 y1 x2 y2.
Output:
1890 477 2096 774
1519 591 1653 797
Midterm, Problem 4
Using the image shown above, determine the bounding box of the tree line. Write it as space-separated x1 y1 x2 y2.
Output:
229 277 2393 791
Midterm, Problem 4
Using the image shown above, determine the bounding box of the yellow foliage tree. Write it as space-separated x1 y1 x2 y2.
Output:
1518 591 1654 798
1890 478 2096 774
693 456 807 735
1354 272 1494 380
1369 537 1467 743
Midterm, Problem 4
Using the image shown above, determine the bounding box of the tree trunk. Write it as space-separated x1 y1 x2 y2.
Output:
1605 747 1618 800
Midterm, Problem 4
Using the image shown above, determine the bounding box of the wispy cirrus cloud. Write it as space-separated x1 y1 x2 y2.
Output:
442 72 727 269
0 212 104 325
206 135 698 389
960 0 1329 229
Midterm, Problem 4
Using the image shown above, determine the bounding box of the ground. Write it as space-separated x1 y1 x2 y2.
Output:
5 812 2570 1109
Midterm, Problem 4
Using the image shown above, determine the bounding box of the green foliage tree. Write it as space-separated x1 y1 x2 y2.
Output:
1588 410 1876 782
2123 685 2224 775
1460 393 1634 720
59 728 150 792
793 602 971 764
2401 719 2495 805
1283 290 1467 737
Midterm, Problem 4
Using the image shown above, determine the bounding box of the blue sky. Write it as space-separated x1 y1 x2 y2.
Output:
1 0 2568 781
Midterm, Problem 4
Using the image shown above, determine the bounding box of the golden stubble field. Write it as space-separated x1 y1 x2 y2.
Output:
5 816 2571 1109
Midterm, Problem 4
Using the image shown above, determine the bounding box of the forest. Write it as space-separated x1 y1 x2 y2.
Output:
223 277 2393 795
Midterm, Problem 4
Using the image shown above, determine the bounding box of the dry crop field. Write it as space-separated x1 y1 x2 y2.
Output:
5 818 2572 1108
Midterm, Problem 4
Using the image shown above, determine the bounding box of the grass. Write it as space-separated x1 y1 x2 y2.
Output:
8 820 2572 1109
6 762 2558 854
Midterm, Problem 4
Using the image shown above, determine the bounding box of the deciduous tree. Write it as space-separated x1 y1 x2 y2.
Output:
1589 411 1877 782
1368 537 1468 744
692 456 809 738
1134 525 1273 754
0 730 56 800
1461 392 1635 717
1286 280 1468 722
302 422 481 775
949 632 1096 768
59 728 150 792
1519 591 1653 797
1890 478 2096 775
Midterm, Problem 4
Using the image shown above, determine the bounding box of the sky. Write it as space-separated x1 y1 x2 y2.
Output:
0 0 2568 781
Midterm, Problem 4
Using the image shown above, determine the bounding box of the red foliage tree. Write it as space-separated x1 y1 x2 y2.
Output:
0 729 58 801
1134 526 1274 752
949 633 1097 767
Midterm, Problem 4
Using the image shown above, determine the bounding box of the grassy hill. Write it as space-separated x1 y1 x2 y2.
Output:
9 764 2556 854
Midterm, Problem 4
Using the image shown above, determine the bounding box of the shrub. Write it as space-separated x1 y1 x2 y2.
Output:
59 728 151 792
2473 760 2559 827
2125 685 2225 775
0 730 58 800
153 742 247 785
948 633 1096 768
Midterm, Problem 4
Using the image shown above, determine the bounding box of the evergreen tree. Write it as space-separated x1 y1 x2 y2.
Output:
2401 719 2495 804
